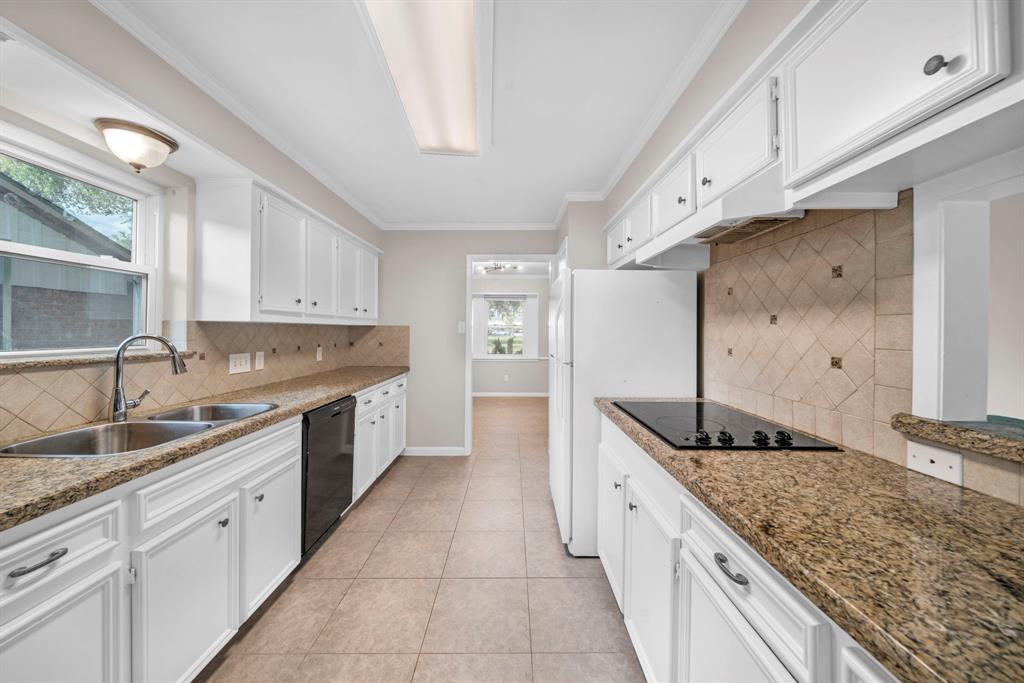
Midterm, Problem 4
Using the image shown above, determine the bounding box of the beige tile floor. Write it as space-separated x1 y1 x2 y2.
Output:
198 395 638 683
199 397 644 682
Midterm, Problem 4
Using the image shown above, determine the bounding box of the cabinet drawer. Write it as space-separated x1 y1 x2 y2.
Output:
681 492 829 683
0 501 120 605
356 390 382 416
651 156 695 234
133 423 300 533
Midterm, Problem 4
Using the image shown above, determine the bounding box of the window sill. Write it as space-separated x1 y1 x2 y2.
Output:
0 350 197 372
472 356 547 362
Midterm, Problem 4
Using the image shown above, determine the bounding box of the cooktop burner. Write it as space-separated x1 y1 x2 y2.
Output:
613 401 840 451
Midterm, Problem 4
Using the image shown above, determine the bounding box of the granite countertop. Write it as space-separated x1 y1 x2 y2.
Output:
0 366 408 533
596 398 1024 683
892 413 1024 464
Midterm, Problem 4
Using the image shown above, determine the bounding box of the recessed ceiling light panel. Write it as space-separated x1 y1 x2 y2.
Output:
363 0 480 156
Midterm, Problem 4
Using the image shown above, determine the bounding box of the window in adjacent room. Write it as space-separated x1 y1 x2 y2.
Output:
0 141 159 356
472 294 539 359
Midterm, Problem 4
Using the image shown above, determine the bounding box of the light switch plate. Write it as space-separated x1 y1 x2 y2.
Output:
907 440 963 485
316 345 323 362
228 353 251 375
254 351 265 370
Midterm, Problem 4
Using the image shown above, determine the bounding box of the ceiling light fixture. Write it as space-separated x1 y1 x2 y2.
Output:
363 0 480 156
94 118 179 173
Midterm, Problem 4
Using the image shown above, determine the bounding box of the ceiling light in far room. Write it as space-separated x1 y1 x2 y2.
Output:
363 0 480 156
94 118 179 173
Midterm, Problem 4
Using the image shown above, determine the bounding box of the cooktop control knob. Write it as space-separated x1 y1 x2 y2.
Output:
717 431 734 446
752 430 771 447
775 430 793 447
694 429 712 446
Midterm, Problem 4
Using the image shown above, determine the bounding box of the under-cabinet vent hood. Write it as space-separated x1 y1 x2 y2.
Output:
692 210 804 244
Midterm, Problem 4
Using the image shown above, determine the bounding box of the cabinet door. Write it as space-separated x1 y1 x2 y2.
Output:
259 194 307 315
393 393 407 458
782 0 1009 185
624 198 651 253
695 79 777 205
306 220 338 317
132 495 238 683
354 412 377 498
374 407 391 476
606 220 626 264
651 155 695 234
0 563 122 683
597 443 628 612
358 248 379 319
338 238 361 318
240 458 301 620
678 548 795 683
624 479 680 683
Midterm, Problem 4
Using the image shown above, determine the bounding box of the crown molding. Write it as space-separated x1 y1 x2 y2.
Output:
380 222 556 231
90 0 386 227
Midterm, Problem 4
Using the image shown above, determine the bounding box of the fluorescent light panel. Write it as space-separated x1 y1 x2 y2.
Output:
365 0 479 156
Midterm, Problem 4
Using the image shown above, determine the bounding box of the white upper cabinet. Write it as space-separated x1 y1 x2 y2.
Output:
695 78 779 205
258 194 307 315
195 180 381 324
651 155 695 235
606 220 626 264
781 0 1011 186
624 197 652 253
305 220 339 318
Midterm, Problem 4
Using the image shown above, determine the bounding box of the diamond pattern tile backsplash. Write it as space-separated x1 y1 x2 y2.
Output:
0 322 409 443
704 190 913 464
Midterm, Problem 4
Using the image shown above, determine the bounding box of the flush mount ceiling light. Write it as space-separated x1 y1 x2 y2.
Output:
361 0 492 156
480 262 521 273
94 118 179 173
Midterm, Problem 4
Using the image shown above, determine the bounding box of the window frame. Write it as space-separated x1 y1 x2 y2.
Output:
471 292 541 361
0 125 163 359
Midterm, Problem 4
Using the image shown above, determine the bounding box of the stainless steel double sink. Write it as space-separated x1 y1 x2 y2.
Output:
0 403 277 459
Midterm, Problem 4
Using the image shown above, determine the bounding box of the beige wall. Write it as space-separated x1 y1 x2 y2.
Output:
988 192 1024 420
471 276 550 395
380 230 558 448
1 1 381 246
560 201 607 270
605 0 808 219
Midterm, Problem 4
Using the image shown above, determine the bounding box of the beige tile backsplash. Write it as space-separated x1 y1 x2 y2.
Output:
703 190 1021 505
0 322 409 443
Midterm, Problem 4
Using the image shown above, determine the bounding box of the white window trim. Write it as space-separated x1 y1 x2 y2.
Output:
0 123 164 359
472 292 541 360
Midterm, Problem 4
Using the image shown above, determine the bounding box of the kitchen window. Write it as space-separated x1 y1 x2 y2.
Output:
0 135 160 357
472 294 540 359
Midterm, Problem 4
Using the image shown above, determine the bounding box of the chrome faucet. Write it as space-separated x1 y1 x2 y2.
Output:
111 334 188 422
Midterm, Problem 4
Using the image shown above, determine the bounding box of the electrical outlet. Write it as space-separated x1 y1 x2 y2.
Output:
316 344 323 362
228 353 251 374
255 351 265 370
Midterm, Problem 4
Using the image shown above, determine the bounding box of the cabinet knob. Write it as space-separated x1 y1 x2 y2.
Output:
380 414 386 419
395 404 400 409
312 301 318 307
370 420 376 425
363 399 372 405
628 502 638 511
626 236 633 242
295 298 302 304
383 390 390 395
218 518 230 528
255 494 265 502
617 243 623 250
613 481 622 490
677 196 686 205
701 177 711 187
923 54 949 76
354 306 359 311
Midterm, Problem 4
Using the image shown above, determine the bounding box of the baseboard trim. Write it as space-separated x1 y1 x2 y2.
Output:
401 446 469 457
472 392 549 397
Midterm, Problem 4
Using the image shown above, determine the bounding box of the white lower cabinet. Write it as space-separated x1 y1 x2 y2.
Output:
623 478 680 683
132 494 239 683
240 457 301 620
596 443 628 611
374 404 391 477
392 393 407 458
678 546 794 683
0 562 122 683
353 375 408 496
354 410 379 498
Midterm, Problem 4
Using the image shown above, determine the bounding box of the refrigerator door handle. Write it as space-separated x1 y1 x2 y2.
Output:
562 361 573 367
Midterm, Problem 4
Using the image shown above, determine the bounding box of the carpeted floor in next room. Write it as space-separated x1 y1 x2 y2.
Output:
199 397 644 682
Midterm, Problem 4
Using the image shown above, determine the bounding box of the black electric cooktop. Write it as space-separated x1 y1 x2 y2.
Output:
613 401 841 451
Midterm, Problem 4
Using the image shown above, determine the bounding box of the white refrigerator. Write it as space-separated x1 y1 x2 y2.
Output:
548 269 697 556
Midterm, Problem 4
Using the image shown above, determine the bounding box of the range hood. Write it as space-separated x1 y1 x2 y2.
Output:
635 162 803 265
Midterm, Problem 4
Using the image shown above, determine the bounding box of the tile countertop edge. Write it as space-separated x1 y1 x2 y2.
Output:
891 412 1024 464
595 398 1024 683
0 365 409 534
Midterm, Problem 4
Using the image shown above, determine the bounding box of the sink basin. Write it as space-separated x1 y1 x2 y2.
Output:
146 403 278 424
0 421 215 459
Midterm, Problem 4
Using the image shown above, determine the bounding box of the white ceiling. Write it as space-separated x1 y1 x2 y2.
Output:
94 0 740 229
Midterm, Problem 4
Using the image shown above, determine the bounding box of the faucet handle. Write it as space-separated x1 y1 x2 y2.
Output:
126 389 150 410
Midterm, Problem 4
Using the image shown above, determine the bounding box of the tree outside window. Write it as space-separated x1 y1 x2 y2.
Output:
487 299 524 355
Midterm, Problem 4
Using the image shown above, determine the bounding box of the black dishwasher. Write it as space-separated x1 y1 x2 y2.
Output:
302 396 356 555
